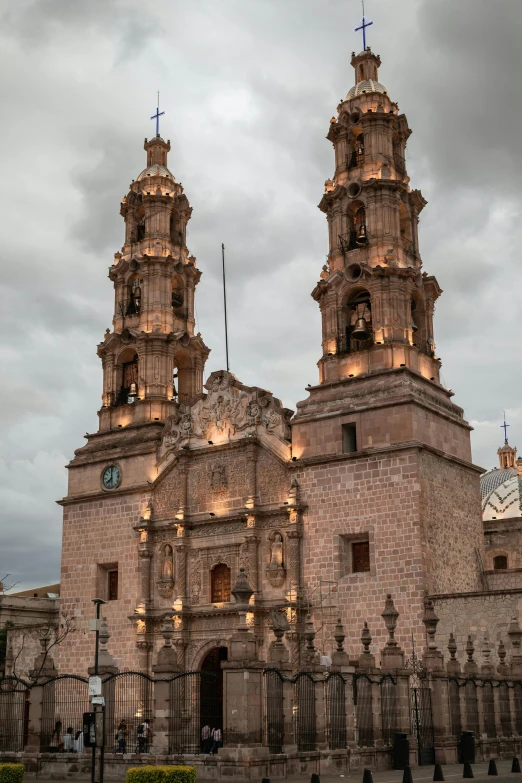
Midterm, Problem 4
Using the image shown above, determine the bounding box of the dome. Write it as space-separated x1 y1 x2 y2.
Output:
136 163 175 182
480 466 518 500
482 474 522 521
346 80 387 100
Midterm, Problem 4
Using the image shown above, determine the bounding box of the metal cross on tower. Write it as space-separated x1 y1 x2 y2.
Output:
501 413 510 444
150 91 165 137
354 0 374 51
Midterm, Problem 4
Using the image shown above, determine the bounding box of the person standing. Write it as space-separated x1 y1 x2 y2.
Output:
211 726 222 754
74 729 84 753
201 724 210 753
63 727 75 753
48 721 62 753
116 721 127 754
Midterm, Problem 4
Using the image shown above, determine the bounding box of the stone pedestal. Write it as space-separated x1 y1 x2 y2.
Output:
152 640 183 754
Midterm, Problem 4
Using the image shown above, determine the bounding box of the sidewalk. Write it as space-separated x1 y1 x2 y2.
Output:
23 758 521 782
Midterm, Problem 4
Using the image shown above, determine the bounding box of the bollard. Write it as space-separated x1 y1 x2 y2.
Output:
488 760 498 776
362 769 374 783
512 758 521 773
463 761 474 779
402 766 413 783
262 779 271 783
433 763 445 781
311 776 320 783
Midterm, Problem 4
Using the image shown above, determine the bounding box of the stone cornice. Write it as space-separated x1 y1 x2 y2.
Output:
289 440 484 476
57 482 150 507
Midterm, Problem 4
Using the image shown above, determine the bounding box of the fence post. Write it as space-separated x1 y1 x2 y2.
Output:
267 625 296 752
221 569 266 753
152 618 183 754
424 652 456 763
27 643 58 752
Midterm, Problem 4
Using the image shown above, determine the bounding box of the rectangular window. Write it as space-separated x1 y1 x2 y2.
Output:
342 423 357 453
352 541 370 573
108 569 119 601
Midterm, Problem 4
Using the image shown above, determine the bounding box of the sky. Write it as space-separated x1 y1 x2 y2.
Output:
1 0 521 591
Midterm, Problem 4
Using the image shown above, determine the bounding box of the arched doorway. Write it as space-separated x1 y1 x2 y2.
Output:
199 647 227 753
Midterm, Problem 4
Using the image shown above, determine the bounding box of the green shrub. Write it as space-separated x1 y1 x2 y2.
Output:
0 764 25 783
127 765 196 783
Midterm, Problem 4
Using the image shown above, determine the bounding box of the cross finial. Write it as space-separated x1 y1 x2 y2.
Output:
501 412 510 445
150 91 165 137
354 0 374 51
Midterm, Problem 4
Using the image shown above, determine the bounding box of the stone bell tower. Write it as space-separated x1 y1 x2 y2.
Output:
292 47 485 653
98 134 209 431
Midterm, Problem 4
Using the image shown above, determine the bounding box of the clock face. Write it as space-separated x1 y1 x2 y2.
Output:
102 465 121 489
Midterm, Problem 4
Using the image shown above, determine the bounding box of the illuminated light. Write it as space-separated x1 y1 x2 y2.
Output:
173 616 182 629
209 512 215 518
400 363 406 367
246 612 255 627
349 374 354 378
172 598 183 612
246 515 255 528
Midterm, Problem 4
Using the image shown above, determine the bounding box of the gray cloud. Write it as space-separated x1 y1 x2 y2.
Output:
1 0 521 589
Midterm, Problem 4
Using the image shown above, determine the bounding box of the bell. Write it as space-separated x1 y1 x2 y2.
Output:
129 381 137 396
352 317 370 341
356 224 367 246
134 285 141 309
411 320 418 333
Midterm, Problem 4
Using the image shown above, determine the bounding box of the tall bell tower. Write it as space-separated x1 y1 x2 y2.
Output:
98 133 209 432
292 45 485 636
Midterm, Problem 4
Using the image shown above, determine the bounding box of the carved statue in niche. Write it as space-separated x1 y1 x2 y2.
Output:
211 464 227 492
156 544 175 599
266 531 286 588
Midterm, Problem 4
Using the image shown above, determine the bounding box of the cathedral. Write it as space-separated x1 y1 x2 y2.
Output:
41 43 489 679
7 44 520 683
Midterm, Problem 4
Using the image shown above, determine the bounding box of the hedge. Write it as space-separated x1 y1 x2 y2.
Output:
127 766 196 783
0 764 25 783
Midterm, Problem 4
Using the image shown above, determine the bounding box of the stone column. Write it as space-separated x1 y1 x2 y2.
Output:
245 442 258 508
138 550 153 609
286 528 301 600
152 618 184 754
175 542 187 602
26 640 58 752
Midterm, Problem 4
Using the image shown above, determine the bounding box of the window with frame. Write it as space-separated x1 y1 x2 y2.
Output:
108 569 119 601
211 563 231 603
339 534 371 577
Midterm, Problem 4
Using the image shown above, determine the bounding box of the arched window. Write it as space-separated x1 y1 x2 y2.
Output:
126 275 142 315
211 563 231 603
494 555 508 571
344 289 373 354
359 64 364 82
115 349 138 405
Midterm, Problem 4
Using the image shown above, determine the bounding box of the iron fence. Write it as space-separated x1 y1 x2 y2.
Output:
354 675 374 748
168 671 222 754
381 677 398 746
325 673 346 750
103 671 153 754
294 673 317 752
264 669 284 754
41 675 90 752
0 677 29 752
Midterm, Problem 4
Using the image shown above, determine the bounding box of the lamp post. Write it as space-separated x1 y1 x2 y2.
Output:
91 598 106 783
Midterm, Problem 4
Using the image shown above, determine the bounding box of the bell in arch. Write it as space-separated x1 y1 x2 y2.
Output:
133 285 141 309
356 224 367 246
352 316 370 341
129 381 138 397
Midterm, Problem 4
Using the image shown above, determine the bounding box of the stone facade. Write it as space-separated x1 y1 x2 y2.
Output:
3 46 505 683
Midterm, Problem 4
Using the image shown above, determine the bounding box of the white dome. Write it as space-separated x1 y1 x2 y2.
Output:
480 466 518 500
346 80 387 100
482 474 522 521
136 163 175 181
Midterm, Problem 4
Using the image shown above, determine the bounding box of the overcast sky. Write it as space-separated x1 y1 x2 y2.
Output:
1 0 521 591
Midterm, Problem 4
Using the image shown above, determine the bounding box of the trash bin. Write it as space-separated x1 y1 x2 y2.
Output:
393 732 410 770
458 731 475 764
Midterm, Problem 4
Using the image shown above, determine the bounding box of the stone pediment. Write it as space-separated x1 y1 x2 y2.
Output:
158 370 292 462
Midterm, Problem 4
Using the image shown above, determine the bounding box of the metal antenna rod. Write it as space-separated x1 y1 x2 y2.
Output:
221 243 230 372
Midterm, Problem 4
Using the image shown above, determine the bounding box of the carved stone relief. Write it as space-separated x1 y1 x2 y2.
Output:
158 370 292 457
189 550 201 605
211 464 227 492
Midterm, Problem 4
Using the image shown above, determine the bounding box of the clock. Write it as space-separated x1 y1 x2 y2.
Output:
102 465 121 490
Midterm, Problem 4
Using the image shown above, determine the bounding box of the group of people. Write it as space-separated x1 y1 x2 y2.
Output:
116 718 153 754
48 722 84 753
200 725 222 754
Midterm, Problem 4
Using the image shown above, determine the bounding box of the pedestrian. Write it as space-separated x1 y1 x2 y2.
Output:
116 721 127 754
74 729 84 753
201 724 211 754
63 727 75 753
142 718 152 752
211 726 222 754
48 720 62 753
